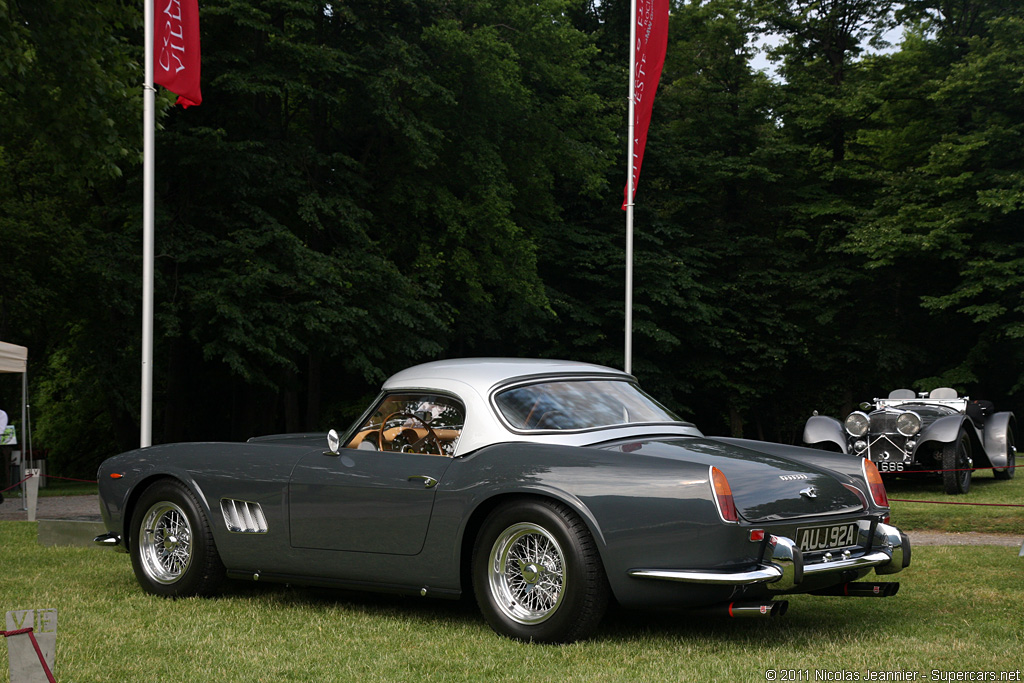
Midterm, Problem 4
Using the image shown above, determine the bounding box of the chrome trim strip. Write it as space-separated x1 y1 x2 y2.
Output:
628 566 783 585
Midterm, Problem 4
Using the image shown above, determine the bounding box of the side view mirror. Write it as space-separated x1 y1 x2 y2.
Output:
325 428 340 455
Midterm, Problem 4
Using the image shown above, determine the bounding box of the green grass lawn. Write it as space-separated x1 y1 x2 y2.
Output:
887 455 1024 534
2 458 1021 681
1 521 1023 682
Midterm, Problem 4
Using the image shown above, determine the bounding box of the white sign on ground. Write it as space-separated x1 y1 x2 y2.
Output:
4 608 57 682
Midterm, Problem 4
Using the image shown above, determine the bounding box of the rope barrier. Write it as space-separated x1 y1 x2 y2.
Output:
1 475 33 494
41 474 98 484
884 463 1023 506
890 498 1024 507
2 628 57 683
1 472 98 493
902 466 1012 474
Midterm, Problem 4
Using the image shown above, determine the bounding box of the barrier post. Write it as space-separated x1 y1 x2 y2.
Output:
24 469 39 522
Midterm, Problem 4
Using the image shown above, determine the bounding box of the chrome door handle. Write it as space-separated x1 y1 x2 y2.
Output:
408 475 438 489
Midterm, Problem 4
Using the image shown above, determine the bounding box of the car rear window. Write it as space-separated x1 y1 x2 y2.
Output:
494 379 681 431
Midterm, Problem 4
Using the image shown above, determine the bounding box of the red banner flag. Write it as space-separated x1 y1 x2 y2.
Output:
154 0 202 107
623 0 668 209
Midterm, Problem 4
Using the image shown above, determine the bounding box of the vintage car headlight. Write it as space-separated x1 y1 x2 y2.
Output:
844 412 869 437
895 412 921 437
852 439 867 453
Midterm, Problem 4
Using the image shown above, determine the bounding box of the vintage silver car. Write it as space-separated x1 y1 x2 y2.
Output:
803 388 1017 495
96 358 910 643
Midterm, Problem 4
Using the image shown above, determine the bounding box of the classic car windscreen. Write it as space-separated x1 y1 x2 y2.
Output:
495 380 682 431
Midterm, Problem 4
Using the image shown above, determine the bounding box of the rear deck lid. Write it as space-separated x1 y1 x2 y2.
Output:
613 438 864 522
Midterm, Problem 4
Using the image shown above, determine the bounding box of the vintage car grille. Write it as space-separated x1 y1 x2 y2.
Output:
220 498 269 533
868 412 899 435
864 412 911 462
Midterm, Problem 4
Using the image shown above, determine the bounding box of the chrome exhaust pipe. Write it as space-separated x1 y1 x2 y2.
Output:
727 600 789 618
810 582 900 597
693 600 789 618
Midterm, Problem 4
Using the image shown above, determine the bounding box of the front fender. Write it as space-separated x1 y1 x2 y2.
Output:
916 414 967 450
802 415 848 454
982 412 1016 468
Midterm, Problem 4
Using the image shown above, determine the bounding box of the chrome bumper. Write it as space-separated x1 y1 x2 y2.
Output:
628 523 909 591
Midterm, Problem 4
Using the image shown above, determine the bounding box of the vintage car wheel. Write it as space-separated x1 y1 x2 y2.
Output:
941 431 972 495
993 431 1015 480
129 480 225 597
472 499 609 643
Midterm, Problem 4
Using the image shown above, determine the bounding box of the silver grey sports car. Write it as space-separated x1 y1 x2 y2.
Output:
95 358 910 643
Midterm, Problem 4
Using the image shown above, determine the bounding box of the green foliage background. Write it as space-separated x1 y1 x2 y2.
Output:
1 0 1022 476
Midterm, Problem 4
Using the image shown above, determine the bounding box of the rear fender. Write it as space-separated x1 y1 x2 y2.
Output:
982 412 1016 468
802 415 847 454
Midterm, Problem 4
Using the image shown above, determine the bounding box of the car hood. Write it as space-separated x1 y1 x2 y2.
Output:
604 437 864 522
869 403 958 426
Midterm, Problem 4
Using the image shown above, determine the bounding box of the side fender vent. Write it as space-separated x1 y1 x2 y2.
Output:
220 498 269 533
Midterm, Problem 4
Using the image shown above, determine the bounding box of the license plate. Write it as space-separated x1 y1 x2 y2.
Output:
796 523 859 552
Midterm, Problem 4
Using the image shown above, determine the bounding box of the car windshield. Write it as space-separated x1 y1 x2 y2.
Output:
494 379 682 431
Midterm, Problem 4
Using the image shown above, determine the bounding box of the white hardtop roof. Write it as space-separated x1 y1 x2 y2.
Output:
383 357 632 393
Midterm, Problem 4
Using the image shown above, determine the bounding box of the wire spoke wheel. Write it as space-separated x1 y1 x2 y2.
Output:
139 501 194 584
473 499 609 643
129 480 224 597
488 523 566 625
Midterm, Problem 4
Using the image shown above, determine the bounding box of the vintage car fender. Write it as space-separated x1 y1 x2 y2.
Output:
982 412 1016 469
98 441 314 560
802 415 848 454
440 442 739 609
916 414 969 452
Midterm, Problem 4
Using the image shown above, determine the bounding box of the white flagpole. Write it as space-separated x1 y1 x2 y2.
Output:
625 0 637 375
141 0 155 448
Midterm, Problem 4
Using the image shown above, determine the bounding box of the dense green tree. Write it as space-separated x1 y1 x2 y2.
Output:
2 0 1022 477
144 0 616 441
847 8 1024 398
0 0 142 474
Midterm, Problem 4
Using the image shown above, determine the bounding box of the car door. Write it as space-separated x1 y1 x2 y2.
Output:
288 448 453 555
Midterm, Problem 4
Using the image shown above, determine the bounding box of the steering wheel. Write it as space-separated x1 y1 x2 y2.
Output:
379 412 444 455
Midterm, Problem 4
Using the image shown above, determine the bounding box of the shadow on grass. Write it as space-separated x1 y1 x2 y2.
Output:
211 576 905 645
217 578 484 628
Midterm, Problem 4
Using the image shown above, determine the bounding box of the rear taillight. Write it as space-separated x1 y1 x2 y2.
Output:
710 466 739 523
862 459 889 508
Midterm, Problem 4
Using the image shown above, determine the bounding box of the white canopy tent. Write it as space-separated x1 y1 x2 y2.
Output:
0 340 29 466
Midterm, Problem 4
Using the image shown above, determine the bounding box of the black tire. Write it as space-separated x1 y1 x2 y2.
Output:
941 431 972 495
129 479 225 597
472 499 609 644
993 431 1016 480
